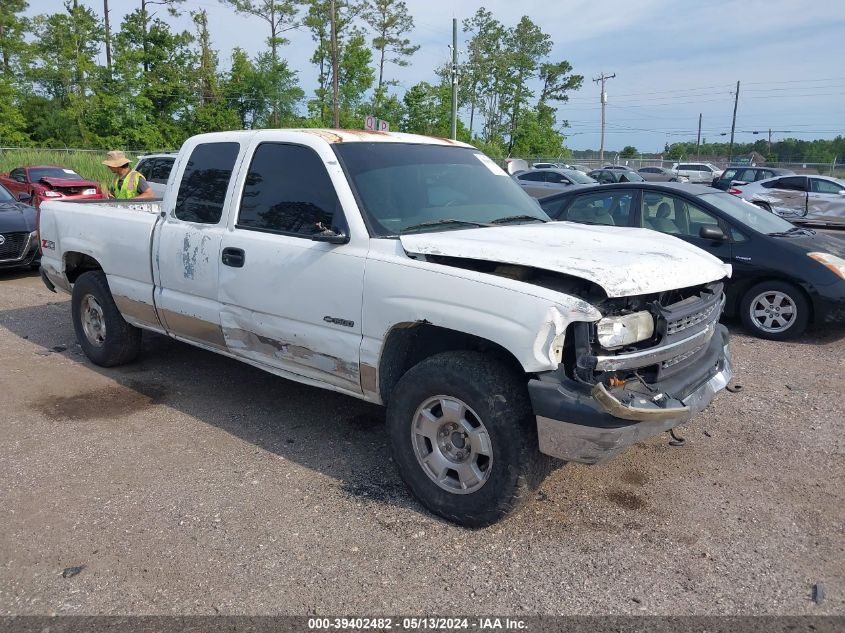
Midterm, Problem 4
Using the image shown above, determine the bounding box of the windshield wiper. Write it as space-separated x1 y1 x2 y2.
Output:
400 219 491 234
490 215 547 225
767 226 815 237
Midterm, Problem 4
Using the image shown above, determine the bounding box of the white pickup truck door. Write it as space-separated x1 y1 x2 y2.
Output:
153 140 246 350
217 138 366 393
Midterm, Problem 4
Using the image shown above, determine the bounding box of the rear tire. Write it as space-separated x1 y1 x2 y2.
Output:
72 270 141 366
739 280 809 340
387 351 549 527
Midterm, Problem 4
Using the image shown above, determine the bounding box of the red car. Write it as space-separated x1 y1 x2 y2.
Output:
0 165 104 208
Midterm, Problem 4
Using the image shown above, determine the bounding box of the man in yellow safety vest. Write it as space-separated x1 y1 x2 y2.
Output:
102 150 155 199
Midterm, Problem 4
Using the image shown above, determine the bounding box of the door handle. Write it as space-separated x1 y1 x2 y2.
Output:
222 247 245 268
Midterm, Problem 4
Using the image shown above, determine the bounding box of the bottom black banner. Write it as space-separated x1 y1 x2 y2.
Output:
0 616 842 633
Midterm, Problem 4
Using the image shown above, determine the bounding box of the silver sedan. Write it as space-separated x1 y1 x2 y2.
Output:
733 174 845 225
637 166 689 183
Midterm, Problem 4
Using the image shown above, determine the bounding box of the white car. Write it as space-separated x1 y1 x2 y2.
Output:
731 174 845 225
134 153 176 197
673 162 723 184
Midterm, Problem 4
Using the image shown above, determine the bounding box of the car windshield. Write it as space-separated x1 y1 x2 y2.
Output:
698 192 796 233
29 167 83 181
334 143 549 236
563 170 597 184
0 184 15 202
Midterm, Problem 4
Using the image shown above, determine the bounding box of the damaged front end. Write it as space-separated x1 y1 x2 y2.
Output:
530 281 733 464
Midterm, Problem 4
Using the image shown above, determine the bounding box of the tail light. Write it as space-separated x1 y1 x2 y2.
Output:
728 187 742 195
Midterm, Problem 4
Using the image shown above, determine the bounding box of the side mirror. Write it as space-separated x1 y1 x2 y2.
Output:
18 192 32 203
311 228 350 244
699 225 727 241
838 189 845 196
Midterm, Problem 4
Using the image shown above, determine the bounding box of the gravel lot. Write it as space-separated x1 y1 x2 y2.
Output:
1 265 843 616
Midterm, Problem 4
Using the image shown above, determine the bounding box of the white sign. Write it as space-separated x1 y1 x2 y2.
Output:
378 119 390 132
364 115 376 131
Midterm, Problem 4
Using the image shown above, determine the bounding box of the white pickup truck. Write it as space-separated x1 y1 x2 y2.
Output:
39 129 733 526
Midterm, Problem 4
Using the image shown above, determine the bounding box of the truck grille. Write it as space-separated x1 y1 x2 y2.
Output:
666 301 719 336
0 232 28 260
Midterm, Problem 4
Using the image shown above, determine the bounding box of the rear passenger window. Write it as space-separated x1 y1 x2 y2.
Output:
175 142 240 224
518 171 545 182
771 176 807 192
237 143 342 237
564 191 633 226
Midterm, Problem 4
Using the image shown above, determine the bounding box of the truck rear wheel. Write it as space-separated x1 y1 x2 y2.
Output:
387 351 548 527
71 271 141 367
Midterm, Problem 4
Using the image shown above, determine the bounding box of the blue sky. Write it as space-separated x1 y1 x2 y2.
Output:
29 0 845 152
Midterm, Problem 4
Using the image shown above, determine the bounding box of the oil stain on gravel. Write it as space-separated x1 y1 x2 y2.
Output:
606 489 648 511
34 383 167 421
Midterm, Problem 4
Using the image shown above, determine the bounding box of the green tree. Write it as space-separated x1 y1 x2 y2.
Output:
28 1 104 146
304 0 371 126
139 0 186 72
620 145 638 158
505 16 550 152
362 0 418 112
0 0 29 79
220 0 300 126
0 76 28 144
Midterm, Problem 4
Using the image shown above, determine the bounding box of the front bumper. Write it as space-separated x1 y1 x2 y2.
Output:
0 232 39 269
811 279 845 326
530 325 732 464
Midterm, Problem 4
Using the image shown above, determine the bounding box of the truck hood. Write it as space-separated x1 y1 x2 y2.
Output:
399 222 731 298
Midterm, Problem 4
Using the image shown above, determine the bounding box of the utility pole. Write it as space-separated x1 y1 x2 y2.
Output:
728 80 740 163
593 72 615 163
330 0 339 129
450 18 458 140
696 113 702 160
103 0 112 73
768 128 772 157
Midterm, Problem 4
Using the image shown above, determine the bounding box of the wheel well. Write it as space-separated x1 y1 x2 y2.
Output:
378 323 525 404
732 277 814 323
64 252 103 283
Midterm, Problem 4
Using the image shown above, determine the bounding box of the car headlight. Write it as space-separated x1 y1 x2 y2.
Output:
596 311 655 349
42 190 62 197
83 188 97 196
808 252 845 280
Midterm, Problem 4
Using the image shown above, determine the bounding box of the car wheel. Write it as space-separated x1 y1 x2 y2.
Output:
387 351 549 527
739 281 809 340
72 270 142 366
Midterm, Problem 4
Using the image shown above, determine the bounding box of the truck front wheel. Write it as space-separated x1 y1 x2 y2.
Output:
387 351 548 527
71 271 141 367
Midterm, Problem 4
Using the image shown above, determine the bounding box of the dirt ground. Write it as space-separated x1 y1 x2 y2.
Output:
1 267 843 616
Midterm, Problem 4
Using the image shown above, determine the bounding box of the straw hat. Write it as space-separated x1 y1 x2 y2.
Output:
103 150 130 168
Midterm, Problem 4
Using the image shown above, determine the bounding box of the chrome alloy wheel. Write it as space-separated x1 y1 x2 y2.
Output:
749 290 797 334
411 395 493 494
80 294 107 346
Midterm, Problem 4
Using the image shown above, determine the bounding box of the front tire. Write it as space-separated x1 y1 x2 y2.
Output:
739 280 809 340
72 270 141 366
387 351 547 527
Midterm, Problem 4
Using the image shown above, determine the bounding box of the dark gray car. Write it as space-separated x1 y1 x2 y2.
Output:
638 166 689 182
0 183 39 270
515 168 597 197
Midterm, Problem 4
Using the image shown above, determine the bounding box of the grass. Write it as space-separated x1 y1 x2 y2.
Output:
0 148 140 190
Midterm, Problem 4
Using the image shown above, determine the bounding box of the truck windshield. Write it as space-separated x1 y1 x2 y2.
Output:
333 143 549 236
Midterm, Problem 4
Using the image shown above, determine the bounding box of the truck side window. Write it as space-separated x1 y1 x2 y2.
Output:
174 142 240 224
237 143 340 237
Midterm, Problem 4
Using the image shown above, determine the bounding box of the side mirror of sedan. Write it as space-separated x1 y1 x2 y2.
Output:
18 192 32 203
699 225 727 241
